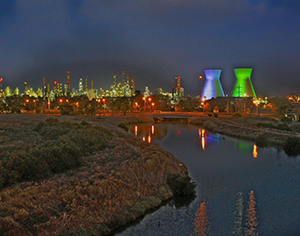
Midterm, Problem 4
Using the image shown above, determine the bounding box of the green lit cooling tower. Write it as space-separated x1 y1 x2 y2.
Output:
232 68 257 99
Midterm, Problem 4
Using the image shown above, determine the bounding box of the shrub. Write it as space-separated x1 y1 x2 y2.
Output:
213 113 219 117
0 149 51 188
207 113 213 117
118 123 128 131
31 139 82 173
283 137 300 157
256 122 275 129
276 123 292 131
45 118 59 124
81 120 90 126
255 133 268 148
166 174 196 196
232 112 242 118
0 122 112 189
203 120 218 130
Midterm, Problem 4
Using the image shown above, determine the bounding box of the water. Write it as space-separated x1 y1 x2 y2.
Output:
113 124 300 236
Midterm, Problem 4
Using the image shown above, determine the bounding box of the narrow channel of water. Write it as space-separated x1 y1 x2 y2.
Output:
113 124 300 236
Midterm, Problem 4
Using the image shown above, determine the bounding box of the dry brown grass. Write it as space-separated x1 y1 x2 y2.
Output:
0 114 187 235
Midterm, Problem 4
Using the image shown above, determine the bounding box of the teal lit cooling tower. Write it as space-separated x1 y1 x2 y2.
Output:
201 69 225 100
232 68 257 99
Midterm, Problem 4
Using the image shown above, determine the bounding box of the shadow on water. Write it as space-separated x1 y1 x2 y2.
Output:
108 194 196 236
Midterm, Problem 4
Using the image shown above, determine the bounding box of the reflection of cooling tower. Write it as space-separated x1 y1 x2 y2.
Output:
201 69 225 100
232 68 256 99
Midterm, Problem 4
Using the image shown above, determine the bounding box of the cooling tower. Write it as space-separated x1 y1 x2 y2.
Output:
232 68 256 99
201 69 225 100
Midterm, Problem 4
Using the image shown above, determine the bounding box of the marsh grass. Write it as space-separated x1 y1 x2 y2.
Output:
0 116 189 235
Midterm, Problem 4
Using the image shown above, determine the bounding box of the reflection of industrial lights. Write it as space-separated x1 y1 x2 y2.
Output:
134 126 138 136
253 144 258 158
142 136 146 142
151 125 155 134
201 137 205 150
147 135 151 143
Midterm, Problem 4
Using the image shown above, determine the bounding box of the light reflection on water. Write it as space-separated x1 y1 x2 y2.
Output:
117 124 300 236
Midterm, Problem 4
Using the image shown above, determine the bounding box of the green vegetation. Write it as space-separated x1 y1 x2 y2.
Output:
283 137 300 156
256 122 292 132
232 112 242 118
255 133 268 148
0 118 112 189
118 123 129 131
0 115 191 235
166 173 196 196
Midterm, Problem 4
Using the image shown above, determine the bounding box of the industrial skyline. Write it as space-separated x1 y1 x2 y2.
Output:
0 67 259 100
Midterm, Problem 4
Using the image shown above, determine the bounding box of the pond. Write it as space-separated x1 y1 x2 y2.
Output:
113 123 300 236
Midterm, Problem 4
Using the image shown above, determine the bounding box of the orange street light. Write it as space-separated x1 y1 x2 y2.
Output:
148 97 152 102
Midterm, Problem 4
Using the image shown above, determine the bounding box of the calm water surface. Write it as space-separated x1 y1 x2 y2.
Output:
113 124 300 236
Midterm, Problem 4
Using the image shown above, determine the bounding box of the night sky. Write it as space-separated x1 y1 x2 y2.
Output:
1 0 300 97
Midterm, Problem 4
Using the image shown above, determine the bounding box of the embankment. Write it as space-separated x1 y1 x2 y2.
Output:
0 114 195 235
190 115 300 147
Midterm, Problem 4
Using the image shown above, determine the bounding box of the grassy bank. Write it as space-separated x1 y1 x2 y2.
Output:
0 114 194 235
190 115 300 153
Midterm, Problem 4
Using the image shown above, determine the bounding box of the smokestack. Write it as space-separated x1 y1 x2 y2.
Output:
85 77 88 91
43 77 46 96
177 77 181 98
122 70 125 86
177 77 181 89
0 78 3 93
67 71 70 96
201 69 225 100
91 80 93 90
131 76 135 96
114 72 116 87
171 80 174 98
47 83 50 95
24 80 28 93
232 68 256 99
53 81 57 94
127 74 129 86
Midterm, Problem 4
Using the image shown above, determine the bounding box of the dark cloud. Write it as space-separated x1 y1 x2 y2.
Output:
0 0 300 96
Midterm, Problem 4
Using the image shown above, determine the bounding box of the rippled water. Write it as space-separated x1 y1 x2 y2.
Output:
112 124 300 236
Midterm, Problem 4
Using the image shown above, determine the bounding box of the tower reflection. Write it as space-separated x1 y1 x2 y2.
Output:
194 201 209 236
198 129 206 151
245 191 258 236
129 124 168 143
253 144 258 158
